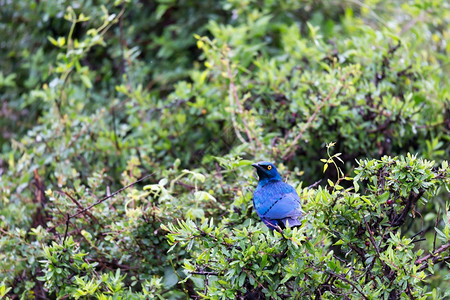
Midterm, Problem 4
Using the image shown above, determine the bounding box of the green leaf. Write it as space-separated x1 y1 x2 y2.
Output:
80 74 93 89
238 273 246 287
164 268 178 289
261 254 268 269
379 191 390 202
48 36 58 46
186 208 205 220
361 196 372 206
435 227 448 242
353 180 359 193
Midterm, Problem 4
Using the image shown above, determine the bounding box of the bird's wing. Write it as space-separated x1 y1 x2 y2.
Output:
254 181 302 220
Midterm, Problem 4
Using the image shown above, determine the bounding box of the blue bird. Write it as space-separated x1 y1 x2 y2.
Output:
252 161 302 231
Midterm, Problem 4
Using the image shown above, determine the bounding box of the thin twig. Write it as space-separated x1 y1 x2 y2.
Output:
416 242 450 271
411 238 426 244
204 274 210 295
391 190 424 227
282 85 338 160
307 180 322 190
190 271 219 276
70 174 153 219
84 258 101 280
227 82 247 144
59 174 152 245
57 190 99 223
62 213 70 244
363 216 387 271
242 269 271 295
225 58 258 149
410 230 424 240
433 208 441 252
326 270 369 300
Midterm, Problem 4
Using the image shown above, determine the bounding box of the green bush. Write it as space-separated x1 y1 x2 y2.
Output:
165 154 450 298
0 0 448 298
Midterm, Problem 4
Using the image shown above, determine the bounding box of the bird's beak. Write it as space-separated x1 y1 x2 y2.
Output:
251 163 260 169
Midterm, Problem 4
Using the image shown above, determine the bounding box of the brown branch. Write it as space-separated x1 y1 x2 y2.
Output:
416 242 450 271
405 282 416 300
62 213 70 244
348 242 366 263
307 180 322 190
388 42 401 55
325 270 368 300
84 258 101 280
31 169 49 228
433 208 441 252
57 190 99 223
363 216 388 272
190 271 219 276
242 269 271 296
391 190 424 227
69 174 153 219
367 118 392 134
176 180 196 190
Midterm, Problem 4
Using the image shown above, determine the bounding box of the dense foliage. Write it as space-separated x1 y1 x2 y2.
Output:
0 0 448 299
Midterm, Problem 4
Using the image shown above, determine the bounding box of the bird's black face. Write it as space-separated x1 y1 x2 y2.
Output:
252 161 281 180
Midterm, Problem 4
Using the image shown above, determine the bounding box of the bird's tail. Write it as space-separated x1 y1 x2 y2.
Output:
282 217 302 228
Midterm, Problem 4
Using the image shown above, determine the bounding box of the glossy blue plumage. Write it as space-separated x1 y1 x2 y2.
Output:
252 161 302 230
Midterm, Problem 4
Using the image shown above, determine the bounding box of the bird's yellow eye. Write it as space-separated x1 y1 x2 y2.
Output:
267 165 272 170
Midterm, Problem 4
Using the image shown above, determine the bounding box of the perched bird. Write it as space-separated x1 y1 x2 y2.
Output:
252 161 302 230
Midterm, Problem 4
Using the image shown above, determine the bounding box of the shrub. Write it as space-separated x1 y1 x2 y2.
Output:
164 153 450 298
0 0 448 298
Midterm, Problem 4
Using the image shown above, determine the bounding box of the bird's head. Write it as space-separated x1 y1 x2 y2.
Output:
252 161 282 181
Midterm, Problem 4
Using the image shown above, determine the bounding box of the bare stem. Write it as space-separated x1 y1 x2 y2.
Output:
325 270 369 300
69 173 153 219
282 85 338 160
416 242 450 271
225 58 258 150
